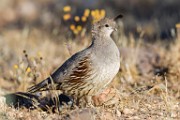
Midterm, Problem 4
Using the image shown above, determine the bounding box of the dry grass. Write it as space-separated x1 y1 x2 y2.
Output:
0 27 180 120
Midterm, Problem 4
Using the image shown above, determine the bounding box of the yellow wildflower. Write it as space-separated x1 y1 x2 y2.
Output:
94 9 99 16
91 10 95 17
74 16 80 22
70 24 75 30
91 9 106 23
63 6 71 12
81 16 87 22
77 25 82 31
14 64 18 69
100 9 106 18
73 29 79 35
26 67 31 73
63 14 71 21
84 9 90 17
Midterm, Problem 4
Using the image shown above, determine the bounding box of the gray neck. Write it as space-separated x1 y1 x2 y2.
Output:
91 33 113 47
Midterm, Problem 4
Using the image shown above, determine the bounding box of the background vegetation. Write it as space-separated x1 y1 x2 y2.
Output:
0 0 180 119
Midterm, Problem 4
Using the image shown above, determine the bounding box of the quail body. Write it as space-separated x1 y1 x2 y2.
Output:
28 17 121 106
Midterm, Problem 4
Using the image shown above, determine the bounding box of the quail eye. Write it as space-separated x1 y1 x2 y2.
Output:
105 24 109 27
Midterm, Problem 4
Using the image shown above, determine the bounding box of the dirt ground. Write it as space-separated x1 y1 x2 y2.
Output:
0 27 180 120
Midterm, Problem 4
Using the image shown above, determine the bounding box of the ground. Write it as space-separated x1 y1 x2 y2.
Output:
0 28 180 120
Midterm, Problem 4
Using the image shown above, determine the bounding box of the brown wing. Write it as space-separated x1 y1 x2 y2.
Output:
64 56 93 84
28 55 94 93
28 51 95 93
58 55 98 97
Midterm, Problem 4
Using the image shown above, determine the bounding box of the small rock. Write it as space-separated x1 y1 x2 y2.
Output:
0 96 6 106
122 108 135 115
115 109 121 117
170 112 177 118
67 108 96 120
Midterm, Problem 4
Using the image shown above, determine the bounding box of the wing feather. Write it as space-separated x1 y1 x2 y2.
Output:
65 56 93 83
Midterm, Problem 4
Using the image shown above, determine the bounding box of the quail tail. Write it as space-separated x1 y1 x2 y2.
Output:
28 78 53 93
